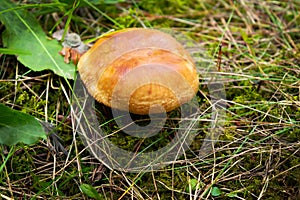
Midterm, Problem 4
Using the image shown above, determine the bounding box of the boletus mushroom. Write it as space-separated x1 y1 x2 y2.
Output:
77 28 199 115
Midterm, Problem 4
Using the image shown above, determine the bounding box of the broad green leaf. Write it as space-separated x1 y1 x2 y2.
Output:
0 0 75 79
0 104 46 145
80 183 103 200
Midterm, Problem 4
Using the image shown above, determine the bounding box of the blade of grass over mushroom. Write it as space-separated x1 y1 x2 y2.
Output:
0 0 75 79
58 0 81 41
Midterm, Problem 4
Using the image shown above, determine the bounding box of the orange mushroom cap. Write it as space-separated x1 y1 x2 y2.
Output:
77 28 199 115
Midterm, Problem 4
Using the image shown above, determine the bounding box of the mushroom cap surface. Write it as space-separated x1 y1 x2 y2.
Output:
78 28 199 115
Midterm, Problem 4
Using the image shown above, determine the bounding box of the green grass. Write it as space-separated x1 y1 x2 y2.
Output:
1 0 300 199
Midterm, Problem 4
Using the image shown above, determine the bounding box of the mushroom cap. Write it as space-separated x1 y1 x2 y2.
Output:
77 28 199 115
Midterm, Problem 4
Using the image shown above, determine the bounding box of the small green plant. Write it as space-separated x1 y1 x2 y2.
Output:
211 186 222 197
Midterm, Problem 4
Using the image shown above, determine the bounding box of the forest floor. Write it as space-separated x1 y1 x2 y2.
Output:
0 0 299 199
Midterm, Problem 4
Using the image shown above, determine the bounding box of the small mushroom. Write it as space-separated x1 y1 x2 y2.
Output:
77 28 199 115
53 30 89 65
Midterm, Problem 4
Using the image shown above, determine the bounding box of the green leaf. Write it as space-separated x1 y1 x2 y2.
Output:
0 0 75 79
211 186 222 197
0 104 46 146
80 183 102 200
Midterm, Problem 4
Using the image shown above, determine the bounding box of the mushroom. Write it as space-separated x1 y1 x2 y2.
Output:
77 28 199 115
